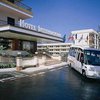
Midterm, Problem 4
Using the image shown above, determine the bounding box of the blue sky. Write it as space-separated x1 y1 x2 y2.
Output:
24 0 100 40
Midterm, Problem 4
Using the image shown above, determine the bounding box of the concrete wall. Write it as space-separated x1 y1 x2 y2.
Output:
74 32 89 46
0 56 15 63
51 56 61 61
0 11 19 24
16 52 46 71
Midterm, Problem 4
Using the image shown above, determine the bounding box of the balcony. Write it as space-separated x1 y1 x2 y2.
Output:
0 20 18 26
0 0 32 18
8 0 32 11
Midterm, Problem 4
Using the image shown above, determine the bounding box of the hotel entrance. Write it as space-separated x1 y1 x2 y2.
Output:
21 40 37 53
0 38 37 54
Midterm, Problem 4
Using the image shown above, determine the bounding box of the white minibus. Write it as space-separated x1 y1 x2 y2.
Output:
67 45 100 79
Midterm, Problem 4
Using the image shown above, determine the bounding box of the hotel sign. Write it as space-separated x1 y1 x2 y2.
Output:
19 19 36 31
19 19 61 37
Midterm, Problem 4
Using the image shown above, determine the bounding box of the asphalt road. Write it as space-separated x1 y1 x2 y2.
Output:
0 66 100 100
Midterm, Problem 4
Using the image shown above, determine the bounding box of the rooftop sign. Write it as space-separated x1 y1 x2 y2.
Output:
19 19 61 37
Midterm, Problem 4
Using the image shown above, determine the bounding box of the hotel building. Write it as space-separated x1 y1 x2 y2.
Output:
71 29 99 49
0 0 63 54
37 43 72 56
37 29 100 57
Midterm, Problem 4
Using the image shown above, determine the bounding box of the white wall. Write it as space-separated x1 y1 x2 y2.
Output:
72 29 99 49
0 11 20 24
74 32 89 46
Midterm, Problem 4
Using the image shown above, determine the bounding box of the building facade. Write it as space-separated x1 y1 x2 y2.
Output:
71 29 99 49
0 0 63 54
37 43 72 56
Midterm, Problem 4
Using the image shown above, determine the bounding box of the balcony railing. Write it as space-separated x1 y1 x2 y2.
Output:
0 20 18 26
0 20 7 26
14 0 32 11
0 0 32 12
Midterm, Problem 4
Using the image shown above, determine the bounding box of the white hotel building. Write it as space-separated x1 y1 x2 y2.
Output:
71 29 99 49
37 29 100 59
37 43 72 56
0 0 63 54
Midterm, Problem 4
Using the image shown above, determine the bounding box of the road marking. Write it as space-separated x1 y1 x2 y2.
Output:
30 74 37 77
29 67 65 77
49 69 56 72
38 72 45 75
58 67 63 70
0 80 4 82
9 77 16 81
0 77 14 82
30 72 46 77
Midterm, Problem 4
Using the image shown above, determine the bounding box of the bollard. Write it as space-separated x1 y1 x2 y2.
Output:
42 52 46 66
0 56 2 62
35 52 39 67
16 57 22 71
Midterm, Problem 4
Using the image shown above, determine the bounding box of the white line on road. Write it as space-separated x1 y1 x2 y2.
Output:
30 74 37 77
0 80 4 82
38 72 46 75
57 67 63 70
49 69 56 72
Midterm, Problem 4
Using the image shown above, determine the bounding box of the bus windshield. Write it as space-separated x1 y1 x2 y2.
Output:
84 50 100 66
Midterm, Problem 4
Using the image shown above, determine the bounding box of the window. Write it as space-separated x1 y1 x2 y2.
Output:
23 41 30 51
84 50 100 66
7 17 15 26
69 47 75 57
75 34 77 39
62 45 66 47
7 0 14 3
56 46 59 47
69 47 83 58
72 48 76 57
0 38 11 50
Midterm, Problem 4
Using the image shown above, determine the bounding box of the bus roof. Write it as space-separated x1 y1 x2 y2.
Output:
70 45 100 51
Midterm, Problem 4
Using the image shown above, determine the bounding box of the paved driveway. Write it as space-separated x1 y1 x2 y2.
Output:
0 67 100 100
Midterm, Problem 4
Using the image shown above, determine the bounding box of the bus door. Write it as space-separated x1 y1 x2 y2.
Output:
76 52 84 73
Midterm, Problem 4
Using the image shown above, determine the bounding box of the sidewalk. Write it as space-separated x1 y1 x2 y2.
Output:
21 62 68 74
0 62 68 75
0 68 16 73
0 62 68 82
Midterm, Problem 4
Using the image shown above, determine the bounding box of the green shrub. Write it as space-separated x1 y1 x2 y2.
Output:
0 63 16 69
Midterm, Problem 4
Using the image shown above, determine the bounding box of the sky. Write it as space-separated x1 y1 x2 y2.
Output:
24 0 100 41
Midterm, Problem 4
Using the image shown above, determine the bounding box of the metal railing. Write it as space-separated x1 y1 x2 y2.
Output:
14 0 32 11
0 0 32 12
0 20 18 26
0 20 7 26
37 49 52 58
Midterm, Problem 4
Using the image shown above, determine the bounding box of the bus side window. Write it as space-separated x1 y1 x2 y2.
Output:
75 52 78 59
69 48 75 57
69 48 72 56
72 48 76 57
68 49 71 55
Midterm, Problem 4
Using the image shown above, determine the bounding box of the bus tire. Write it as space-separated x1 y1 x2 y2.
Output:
82 70 86 77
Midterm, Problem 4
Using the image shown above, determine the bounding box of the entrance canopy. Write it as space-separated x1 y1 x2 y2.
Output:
0 25 63 43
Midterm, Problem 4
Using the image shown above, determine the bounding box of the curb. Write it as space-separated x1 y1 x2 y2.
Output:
20 62 68 75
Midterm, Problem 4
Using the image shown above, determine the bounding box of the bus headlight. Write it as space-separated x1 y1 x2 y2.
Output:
89 67 95 71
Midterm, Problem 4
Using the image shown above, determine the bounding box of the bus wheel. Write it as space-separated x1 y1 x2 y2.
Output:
82 70 86 77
